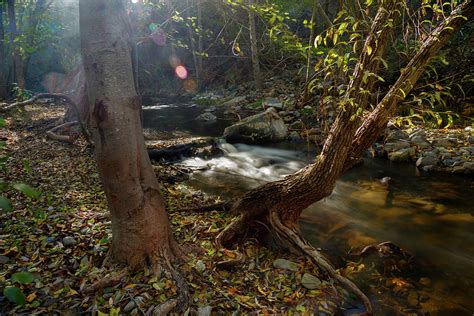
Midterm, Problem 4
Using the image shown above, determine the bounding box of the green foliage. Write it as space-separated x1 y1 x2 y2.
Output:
13 183 41 199
194 97 220 106
3 287 26 306
12 85 32 102
0 195 12 213
246 99 263 109
11 272 35 285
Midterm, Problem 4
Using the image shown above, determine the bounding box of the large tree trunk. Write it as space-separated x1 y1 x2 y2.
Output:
216 0 473 313
79 0 179 270
7 0 25 90
218 0 402 246
248 0 263 90
0 2 7 99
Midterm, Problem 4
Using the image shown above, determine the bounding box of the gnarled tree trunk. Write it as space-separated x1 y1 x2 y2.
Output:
216 0 473 314
79 0 179 271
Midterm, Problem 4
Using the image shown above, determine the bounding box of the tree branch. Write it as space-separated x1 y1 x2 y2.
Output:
1 93 93 145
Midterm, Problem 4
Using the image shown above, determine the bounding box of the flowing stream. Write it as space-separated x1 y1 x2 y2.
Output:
144 100 474 315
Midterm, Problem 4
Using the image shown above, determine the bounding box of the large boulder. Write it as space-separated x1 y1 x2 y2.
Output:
223 108 288 144
388 147 415 162
385 129 409 142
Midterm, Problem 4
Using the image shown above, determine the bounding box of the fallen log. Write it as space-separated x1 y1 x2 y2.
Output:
147 138 221 161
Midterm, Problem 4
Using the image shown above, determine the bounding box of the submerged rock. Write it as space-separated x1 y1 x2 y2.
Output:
452 161 474 174
223 108 288 144
196 112 217 122
416 156 439 168
288 131 302 142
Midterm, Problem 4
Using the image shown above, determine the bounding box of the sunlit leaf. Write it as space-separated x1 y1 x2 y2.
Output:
366 45 372 56
13 183 41 199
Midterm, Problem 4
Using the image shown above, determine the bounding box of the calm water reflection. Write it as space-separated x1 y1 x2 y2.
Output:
182 143 474 315
144 100 474 314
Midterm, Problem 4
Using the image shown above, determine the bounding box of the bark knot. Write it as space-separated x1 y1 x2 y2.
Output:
93 99 108 125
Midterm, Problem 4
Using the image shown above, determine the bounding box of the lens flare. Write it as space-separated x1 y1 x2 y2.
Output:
175 65 188 80
169 55 180 68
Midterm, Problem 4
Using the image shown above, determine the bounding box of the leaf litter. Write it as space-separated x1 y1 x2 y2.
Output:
0 104 345 314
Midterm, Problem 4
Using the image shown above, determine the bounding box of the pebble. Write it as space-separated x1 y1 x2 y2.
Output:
62 236 77 247
273 258 298 272
195 260 206 273
198 306 213 316
123 300 136 313
0 255 10 264
45 236 56 244
301 273 322 290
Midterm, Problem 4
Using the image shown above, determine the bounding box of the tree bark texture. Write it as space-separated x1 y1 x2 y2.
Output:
218 0 404 247
7 0 25 89
217 1 472 313
220 0 473 252
0 2 7 99
79 0 179 270
248 0 263 90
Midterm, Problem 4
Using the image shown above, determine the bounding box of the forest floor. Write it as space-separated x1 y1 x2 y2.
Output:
0 104 350 314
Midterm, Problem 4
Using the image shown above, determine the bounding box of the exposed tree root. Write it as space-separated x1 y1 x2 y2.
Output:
1 93 92 144
215 214 249 246
216 251 245 270
46 121 78 143
82 268 128 294
268 211 373 315
162 264 190 313
147 299 178 316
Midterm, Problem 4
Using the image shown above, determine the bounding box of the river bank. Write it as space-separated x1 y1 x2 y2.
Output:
164 87 474 175
0 104 345 314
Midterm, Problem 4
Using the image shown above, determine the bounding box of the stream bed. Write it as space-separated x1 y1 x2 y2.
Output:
144 100 474 315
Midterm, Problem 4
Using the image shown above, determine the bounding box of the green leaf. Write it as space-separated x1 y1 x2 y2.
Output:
0 117 5 128
0 196 12 212
3 287 26 306
11 272 34 284
13 183 41 199
22 160 33 174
